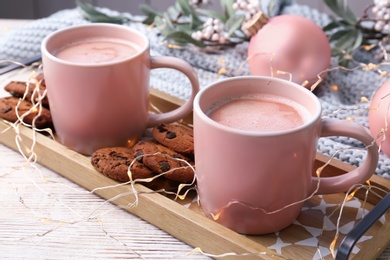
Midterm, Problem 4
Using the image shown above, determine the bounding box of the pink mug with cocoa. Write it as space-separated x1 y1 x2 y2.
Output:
41 24 199 155
193 76 378 235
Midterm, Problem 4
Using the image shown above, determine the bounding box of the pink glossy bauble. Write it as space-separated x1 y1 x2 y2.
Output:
369 80 390 156
248 14 331 88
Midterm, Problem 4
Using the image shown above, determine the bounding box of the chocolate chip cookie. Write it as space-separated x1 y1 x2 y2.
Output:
132 139 195 183
4 80 49 108
0 96 52 128
152 123 194 156
91 147 156 183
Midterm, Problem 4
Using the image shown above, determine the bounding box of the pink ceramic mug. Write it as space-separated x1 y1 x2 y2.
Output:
193 76 378 235
41 24 199 155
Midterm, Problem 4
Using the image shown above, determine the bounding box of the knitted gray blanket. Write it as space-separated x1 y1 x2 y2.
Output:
1 3 389 179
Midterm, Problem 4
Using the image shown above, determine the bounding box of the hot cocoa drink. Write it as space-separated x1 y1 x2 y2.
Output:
207 94 310 132
54 38 139 64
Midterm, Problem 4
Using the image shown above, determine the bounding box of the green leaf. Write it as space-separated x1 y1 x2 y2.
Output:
338 56 350 67
220 0 235 20
323 21 343 32
267 0 276 16
329 28 351 42
196 8 226 22
154 15 175 36
176 0 194 16
225 13 245 36
139 3 162 17
332 49 352 67
174 23 194 35
167 6 181 21
331 48 342 56
187 14 200 30
139 4 160 25
163 12 175 29
168 0 202 29
350 29 363 52
334 31 354 49
324 0 356 24
76 0 125 24
163 31 205 47
333 29 362 54
142 15 156 25
323 19 354 34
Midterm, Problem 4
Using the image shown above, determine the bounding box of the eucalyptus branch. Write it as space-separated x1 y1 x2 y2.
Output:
324 0 390 65
76 0 258 48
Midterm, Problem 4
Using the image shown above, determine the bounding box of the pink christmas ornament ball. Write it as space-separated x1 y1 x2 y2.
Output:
369 80 390 157
247 14 331 88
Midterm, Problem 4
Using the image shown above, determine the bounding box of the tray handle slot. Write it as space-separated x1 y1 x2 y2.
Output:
336 192 390 259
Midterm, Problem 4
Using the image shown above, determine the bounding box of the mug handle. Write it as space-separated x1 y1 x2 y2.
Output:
147 56 200 127
311 119 379 194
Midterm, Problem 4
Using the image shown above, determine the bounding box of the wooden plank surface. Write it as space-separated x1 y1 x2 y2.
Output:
0 143 205 259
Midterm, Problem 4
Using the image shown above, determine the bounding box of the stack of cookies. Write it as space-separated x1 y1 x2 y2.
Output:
0 74 53 129
90 123 195 189
1 76 195 190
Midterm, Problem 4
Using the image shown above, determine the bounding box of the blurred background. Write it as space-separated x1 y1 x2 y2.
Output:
0 0 369 19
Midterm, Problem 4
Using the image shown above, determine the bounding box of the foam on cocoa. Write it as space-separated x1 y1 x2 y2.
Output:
206 94 310 132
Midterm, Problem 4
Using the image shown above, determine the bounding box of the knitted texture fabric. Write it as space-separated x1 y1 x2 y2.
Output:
0 3 389 179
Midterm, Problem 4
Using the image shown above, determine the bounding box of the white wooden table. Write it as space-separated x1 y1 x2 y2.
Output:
0 19 207 259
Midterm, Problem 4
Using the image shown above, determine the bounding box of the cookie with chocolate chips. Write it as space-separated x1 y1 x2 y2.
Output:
0 96 52 128
91 147 156 183
152 123 194 156
4 79 49 108
132 139 195 183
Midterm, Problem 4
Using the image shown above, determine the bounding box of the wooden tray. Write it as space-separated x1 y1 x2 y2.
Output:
1 85 390 259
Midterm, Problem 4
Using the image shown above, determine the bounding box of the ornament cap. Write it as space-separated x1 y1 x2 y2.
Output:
245 11 270 35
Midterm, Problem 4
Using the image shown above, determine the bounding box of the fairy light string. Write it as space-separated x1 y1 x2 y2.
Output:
1 62 389 259
2 33 390 258
0 2 388 258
